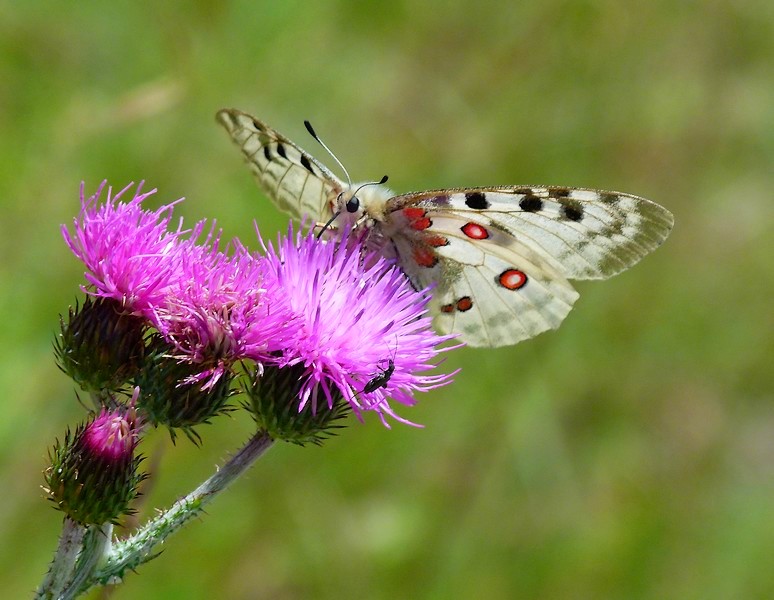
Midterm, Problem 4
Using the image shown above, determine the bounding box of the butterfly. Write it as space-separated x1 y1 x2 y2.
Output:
217 108 674 348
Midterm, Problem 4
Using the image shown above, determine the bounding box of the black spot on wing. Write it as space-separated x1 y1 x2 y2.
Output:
600 192 620 205
276 143 287 159
251 119 265 132
464 191 490 209
426 194 450 206
559 198 584 221
263 146 272 161
519 194 543 212
300 154 315 174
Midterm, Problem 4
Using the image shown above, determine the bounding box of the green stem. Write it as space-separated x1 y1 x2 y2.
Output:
78 430 274 594
61 524 113 600
34 517 86 599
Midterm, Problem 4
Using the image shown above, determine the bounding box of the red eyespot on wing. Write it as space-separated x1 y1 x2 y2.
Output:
402 207 426 220
425 234 449 247
412 246 438 268
498 269 528 290
440 297 473 313
456 297 473 312
461 222 489 240
402 207 432 230
411 217 432 231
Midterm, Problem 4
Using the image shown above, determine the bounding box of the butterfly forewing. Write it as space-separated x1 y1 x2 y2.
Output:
387 187 674 280
217 109 342 221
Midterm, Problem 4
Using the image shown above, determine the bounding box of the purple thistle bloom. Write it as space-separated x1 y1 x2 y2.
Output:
62 181 299 392
150 241 297 388
84 405 140 462
62 181 208 318
261 226 457 427
62 181 458 429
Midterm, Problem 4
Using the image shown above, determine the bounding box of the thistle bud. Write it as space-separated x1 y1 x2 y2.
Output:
243 364 351 446
44 407 145 525
54 297 146 394
134 336 235 444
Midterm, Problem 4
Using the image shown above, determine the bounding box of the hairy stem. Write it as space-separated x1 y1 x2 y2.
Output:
35 517 86 600
78 430 274 594
61 523 113 600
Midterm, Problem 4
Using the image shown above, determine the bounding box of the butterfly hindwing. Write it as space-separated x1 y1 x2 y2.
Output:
217 109 342 221
434 252 579 348
388 211 578 346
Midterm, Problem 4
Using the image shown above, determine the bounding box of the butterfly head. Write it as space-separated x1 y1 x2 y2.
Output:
302 120 392 228
335 176 393 226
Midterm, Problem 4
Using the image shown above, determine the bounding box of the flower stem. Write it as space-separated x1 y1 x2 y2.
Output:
35 516 86 599
77 430 274 594
61 524 113 600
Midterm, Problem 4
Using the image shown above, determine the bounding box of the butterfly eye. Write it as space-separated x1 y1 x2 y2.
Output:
345 196 360 213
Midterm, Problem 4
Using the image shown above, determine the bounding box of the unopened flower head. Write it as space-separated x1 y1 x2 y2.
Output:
55 296 146 394
62 181 208 317
44 401 145 525
259 226 457 428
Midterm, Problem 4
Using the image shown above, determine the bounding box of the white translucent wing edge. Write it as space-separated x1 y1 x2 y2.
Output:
391 229 579 347
388 186 674 280
217 108 343 221
436 254 579 347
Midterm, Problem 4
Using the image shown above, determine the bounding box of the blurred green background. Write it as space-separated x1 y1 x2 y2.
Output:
1 1 772 598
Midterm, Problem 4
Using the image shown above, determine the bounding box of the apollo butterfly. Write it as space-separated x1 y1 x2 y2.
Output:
217 109 674 347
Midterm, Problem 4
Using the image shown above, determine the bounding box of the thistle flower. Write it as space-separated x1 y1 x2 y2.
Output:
62 181 208 317
44 402 145 525
149 240 296 389
256 226 457 429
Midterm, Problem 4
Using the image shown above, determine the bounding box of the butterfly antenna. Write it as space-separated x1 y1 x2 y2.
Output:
304 120 352 187
316 210 341 239
352 175 389 198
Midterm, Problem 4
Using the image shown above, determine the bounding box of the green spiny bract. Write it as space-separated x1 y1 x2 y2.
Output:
243 364 351 446
43 408 145 525
134 335 236 444
54 297 146 395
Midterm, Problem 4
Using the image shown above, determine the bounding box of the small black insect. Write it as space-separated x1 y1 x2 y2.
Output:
362 359 395 394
